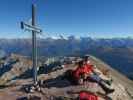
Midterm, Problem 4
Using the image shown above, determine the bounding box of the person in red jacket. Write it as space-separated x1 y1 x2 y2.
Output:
72 60 93 83
72 55 114 94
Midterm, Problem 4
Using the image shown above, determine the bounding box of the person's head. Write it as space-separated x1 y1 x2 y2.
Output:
83 55 90 63
78 60 84 68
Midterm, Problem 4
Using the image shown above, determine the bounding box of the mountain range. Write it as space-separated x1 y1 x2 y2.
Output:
0 36 133 80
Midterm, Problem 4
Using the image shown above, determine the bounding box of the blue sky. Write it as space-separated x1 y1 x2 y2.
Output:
0 0 133 38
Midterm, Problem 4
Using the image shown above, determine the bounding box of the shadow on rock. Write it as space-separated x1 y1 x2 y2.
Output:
43 75 71 88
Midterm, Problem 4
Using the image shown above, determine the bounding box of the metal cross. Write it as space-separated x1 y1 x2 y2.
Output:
20 4 42 85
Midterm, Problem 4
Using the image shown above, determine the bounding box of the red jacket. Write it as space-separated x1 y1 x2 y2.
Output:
79 91 98 100
73 64 93 80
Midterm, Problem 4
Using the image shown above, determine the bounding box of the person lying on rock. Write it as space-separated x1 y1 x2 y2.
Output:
66 56 115 94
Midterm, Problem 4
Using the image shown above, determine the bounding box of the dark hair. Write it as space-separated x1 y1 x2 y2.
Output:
78 60 84 67
83 55 90 62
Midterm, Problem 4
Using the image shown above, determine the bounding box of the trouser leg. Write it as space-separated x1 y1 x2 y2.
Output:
88 74 102 83
88 74 114 94
89 74 112 85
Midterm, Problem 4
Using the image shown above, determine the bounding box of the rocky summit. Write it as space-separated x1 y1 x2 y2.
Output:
0 54 132 100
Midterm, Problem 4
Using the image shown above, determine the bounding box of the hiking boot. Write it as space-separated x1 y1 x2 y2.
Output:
100 81 115 94
104 80 112 86
105 88 115 94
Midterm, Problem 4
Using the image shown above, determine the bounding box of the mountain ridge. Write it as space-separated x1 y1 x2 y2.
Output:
0 37 133 80
0 54 132 100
